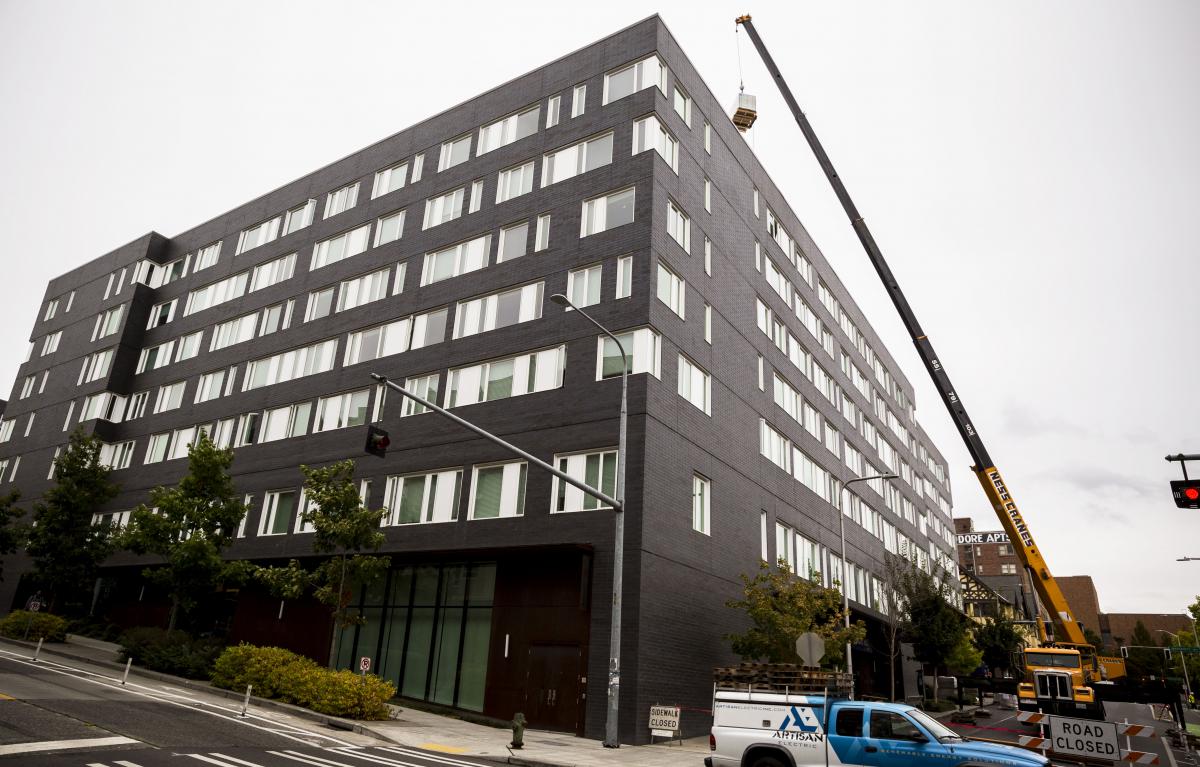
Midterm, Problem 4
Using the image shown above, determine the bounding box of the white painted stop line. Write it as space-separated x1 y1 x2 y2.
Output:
0 735 139 755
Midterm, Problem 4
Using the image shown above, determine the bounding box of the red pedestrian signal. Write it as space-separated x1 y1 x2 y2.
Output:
1171 479 1200 509
365 424 390 458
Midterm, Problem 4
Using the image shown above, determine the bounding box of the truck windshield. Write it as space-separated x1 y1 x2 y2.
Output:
908 709 961 741
1024 652 1080 668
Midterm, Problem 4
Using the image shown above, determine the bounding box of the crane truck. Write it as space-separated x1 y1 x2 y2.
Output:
734 14 1124 719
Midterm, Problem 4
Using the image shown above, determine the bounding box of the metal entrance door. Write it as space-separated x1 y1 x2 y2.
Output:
524 643 582 734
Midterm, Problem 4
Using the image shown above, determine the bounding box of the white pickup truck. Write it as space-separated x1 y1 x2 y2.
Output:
707 688 1051 767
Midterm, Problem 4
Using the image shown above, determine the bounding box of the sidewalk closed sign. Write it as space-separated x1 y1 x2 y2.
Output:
1047 716 1118 759
648 705 680 737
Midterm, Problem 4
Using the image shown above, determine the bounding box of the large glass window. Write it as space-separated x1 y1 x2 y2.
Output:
249 253 296 292
603 54 666 104
423 187 466 229
260 490 297 536
243 339 338 391
453 282 543 339
551 449 616 512
495 161 535 204
438 134 472 171
580 187 635 237
632 115 678 172
372 161 408 198
384 470 463 525
237 216 281 255
185 271 249 315
469 462 527 520
541 132 613 187
421 235 491 286
477 105 539 155
446 346 565 408
324 183 359 219
314 389 371 432
595 327 660 379
311 225 371 270
567 264 602 308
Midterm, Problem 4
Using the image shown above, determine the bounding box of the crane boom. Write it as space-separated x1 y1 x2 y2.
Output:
734 14 1086 647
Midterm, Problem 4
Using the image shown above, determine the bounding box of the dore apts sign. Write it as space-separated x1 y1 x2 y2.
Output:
955 530 1010 546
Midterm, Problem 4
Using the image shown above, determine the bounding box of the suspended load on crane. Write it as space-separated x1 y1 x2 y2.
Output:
731 92 757 131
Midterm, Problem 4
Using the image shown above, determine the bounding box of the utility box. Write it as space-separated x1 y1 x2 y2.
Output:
731 92 757 132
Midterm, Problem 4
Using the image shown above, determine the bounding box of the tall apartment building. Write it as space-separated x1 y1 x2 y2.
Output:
0 16 958 742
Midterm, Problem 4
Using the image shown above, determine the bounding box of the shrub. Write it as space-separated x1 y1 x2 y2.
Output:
210 644 395 719
0 610 67 642
118 627 225 679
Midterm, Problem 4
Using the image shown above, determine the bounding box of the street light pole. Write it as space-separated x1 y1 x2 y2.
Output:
838 472 898 699
550 293 627 748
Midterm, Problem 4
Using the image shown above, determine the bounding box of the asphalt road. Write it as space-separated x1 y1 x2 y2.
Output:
0 649 493 767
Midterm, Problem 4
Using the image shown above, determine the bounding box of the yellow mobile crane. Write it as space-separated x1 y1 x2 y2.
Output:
734 15 1123 719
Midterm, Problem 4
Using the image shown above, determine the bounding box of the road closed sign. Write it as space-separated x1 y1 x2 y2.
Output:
1047 716 1119 759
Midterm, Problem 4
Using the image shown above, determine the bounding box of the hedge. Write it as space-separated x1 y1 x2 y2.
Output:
118 627 225 679
0 610 67 642
211 644 395 720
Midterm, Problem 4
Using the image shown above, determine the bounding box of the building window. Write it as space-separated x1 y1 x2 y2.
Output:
384 469 463 525
100 441 135 471
305 287 335 322
603 54 666 104
136 340 175 374
453 282 544 339
343 308 447 366
236 216 281 255
311 225 371 270
704 178 712 213
596 327 660 380
571 83 586 118
423 187 466 229
704 303 712 344
283 199 317 235
616 256 632 299
147 300 176 329
692 474 710 534
534 214 550 251
374 210 405 247
195 369 229 404
759 419 792 473
18 375 34 399
421 234 491 286
438 134 472 172
567 264 602 308
125 391 148 420
244 339 338 391
998 544 1013 556
324 183 359 219
93 305 125 340
656 262 685 319
211 312 258 351
194 241 222 271
673 86 692 126
44 299 59 321
337 268 390 312
259 402 312 443
704 121 712 153
468 178 483 213
542 132 613 187
704 237 712 275
580 187 635 237
551 449 616 512
447 345 565 408
372 161 408 198
314 389 370 432
260 490 297 536
667 200 690 251
753 188 760 218
175 331 202 362
41 332 62 356
495 161 535 204
0 420 14 443
633 116 682 177
410 153 424 183
477 105 539 156
497 221 528 263
185 271 249 316
677 354 711 415
401 372 441 416
469 461 527 520
546 95 561 128
1001 563 1017 575
154 381 186 414
249 253 296 292
392 263 408 295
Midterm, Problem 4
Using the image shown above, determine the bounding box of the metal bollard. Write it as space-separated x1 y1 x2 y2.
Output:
240 684 253 717
121 658 132 685
33 637 43 662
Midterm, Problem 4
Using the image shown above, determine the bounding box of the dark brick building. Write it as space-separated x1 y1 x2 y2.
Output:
0 16 957 742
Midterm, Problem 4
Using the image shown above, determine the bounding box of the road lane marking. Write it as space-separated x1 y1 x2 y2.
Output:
270 751 359 767
186 755 262 767
207 754 278 767
0 649 355 748
114 762 147 767
0 735 139 755
328 748 452 767
380 746 481 764
0 692 13 700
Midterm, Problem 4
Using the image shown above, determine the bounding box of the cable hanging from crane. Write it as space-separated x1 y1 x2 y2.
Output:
730 17 758 132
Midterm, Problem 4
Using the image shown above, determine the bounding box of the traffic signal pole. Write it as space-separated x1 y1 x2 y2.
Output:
368 373 623 510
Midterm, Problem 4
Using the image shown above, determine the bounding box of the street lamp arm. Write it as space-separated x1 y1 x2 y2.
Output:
550 293 628 365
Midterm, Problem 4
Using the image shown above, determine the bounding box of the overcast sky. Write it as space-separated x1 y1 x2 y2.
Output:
1 1 1196 615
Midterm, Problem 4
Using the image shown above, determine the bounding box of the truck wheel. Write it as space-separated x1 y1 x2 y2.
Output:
749 756 786 767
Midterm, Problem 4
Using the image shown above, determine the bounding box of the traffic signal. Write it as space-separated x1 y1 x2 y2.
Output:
1164 648 1172 661
1120 646 1129 659
1171 479 1200 509
364 424 390 458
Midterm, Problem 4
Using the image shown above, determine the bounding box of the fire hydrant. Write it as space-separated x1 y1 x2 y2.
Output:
510 712 527 749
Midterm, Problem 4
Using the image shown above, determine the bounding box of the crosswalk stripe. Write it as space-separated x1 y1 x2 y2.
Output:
326 748 439 767
269 751 358 767
208 754 276 767
378 746 482 766
0 736 139 756
186 755 259 767
113 762 146 767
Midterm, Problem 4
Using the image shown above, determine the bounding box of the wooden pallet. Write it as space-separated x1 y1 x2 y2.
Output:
714 663 852 694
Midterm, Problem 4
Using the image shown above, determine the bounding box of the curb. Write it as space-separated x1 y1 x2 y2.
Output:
0 637 398 744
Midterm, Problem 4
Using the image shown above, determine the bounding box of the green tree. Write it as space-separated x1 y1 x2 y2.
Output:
974 618 1025 675
724 560 866 668
119 434 250 631
946 632 984 676
879 554 914 700
1083 627 1105 652
895 560 968 701
1124 620 1163 678
26 429 119 612
256 460 389 666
